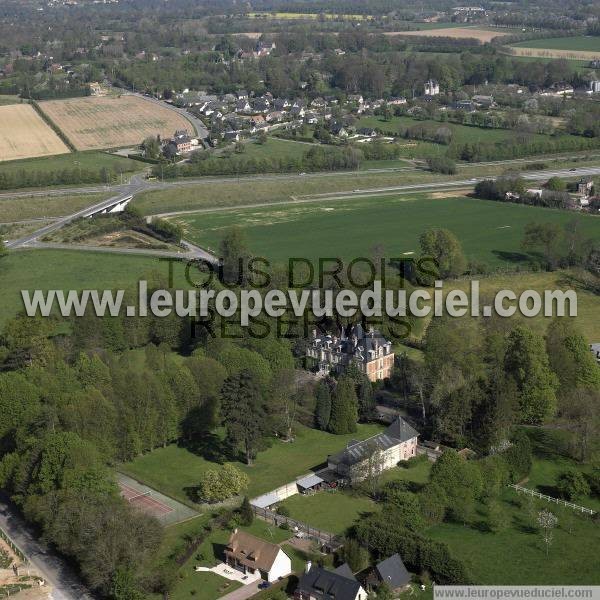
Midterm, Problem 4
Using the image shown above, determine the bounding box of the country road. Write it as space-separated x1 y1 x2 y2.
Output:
2 150 599 201
0 498 93 600
5 163 600 255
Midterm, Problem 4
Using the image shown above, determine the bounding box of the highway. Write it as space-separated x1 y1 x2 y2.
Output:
6 163 600 254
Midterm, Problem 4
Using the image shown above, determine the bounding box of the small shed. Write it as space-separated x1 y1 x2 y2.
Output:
296 473 324 492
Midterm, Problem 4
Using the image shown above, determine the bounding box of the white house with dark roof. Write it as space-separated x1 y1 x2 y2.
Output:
327 417 419 483
225 530 291 583
295 562 367 600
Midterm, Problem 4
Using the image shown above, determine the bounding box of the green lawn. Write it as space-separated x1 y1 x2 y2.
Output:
526 457 600 512
172 194 600 267
0 150 142 178
428 491 600 584
241 137 310 160
279 490 380 535
0 249 175 325
356 115 549 146
520 427 600 512
277 461 432 535
380 459 432 486
512 36 600 52
121 423 383 506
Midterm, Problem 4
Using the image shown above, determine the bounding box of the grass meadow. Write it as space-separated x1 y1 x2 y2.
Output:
512 36 600 52
0 150 142 179
0 249 173 325
356 115 549 146
171 194 600 266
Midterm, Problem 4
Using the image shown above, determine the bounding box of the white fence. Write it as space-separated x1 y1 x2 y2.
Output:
509 484 596 515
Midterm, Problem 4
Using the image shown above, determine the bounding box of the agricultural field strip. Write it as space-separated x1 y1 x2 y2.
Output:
0 104 70 162
38 96 192 151
386 27 509 42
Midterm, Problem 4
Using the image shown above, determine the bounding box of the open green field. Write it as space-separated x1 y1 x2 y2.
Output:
356 115 549 146
0 249 173 325
121 423 383 506
241 137 310 160
237 136 412 169
428 490 600 584
0 150 142 178
171 194 600 266
453 269 600 342
0 192 110 223
513 36 600 52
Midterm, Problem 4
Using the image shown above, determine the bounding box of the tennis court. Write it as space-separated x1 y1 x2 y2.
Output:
117 473 199 526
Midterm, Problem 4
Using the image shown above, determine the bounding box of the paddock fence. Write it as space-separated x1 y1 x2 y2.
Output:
509 484 596 515
252 505 343 551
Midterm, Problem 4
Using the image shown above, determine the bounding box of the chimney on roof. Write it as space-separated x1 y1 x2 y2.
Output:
305 561 312 574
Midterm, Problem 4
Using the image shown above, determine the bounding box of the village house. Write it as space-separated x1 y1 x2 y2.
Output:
253 97 271 112
329 121 348 137
472 94 494 108
266 110 286 122
273 98 291 111
327 417 419 484
290 105 306 118
224 130 241 142
348 94 364 105
357 127 377 137
235 99 251 112
164 130 193 155
311 97 327 108
304 111 319 124
364 554 412 593
451 100 476 111
387 96 407 106
295 562 367 600
307 324 394 381
225 530 291 583
424 79 440 96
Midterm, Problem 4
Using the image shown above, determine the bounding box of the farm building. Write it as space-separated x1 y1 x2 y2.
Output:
225 530 291 583
327 416 419 484
306 324 394 381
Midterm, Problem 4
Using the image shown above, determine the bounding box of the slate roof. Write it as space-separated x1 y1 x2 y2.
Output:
297 565 361 600
333 563 357 580
328 417 419 467
375 553 411 589
226 530 282 573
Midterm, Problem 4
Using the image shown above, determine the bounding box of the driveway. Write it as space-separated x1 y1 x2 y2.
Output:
195 563 260 584
218 580 263 600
